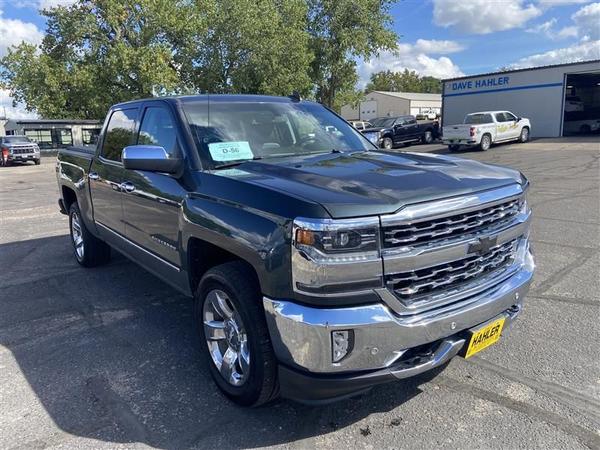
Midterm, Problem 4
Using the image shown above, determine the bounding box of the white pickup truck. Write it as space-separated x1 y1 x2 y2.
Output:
442 111 531 151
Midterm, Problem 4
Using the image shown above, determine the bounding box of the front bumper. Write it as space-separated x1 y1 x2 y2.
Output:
263 248 533 402
8 153 39 161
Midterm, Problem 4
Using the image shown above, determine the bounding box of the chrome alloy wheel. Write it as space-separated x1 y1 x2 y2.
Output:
71 211 85 259
203 289 250 386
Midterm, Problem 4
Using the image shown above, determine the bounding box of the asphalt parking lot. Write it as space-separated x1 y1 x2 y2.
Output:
1 137 599 449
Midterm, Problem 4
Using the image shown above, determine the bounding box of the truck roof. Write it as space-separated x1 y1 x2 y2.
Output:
466 111 511 115
112 94 310 109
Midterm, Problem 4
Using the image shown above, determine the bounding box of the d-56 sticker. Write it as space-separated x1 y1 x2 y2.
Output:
208 141 254 162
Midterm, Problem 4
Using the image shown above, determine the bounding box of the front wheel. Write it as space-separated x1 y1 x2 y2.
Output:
381 137 393 150
519 127 529 143
195 261 279 407
69 203 111 267
479 134 491 151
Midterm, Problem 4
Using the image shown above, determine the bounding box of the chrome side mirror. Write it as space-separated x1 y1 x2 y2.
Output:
122 145 181 173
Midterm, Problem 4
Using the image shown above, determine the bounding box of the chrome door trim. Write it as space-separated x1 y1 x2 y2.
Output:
96 222 181 272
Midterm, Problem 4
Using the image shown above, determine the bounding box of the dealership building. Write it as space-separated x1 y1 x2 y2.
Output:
341 91 442 121
2 119 102 150
442 60 600 137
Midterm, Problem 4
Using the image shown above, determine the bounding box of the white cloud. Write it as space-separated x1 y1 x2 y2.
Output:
358 41 465 88
433 0 542 34
510 39 600 68
38 0 76 9
537 0 591 5
572 2 600 39
1 89 38 119
0 8 43 57
413 39 465 54
526 17 580 39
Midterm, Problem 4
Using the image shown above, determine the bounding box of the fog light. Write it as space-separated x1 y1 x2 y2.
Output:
332 330 353 363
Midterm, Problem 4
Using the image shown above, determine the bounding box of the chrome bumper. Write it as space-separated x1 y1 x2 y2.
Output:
263 247 533 374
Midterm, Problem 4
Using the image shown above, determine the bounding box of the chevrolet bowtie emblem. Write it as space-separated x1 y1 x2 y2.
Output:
468 236 497 256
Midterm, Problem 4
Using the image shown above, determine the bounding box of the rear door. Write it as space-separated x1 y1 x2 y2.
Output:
89 107 139 237
121 103 186 267
405 116 419 140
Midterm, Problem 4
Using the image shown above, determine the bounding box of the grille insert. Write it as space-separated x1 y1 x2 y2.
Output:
386 239 518 301
383 198 521 249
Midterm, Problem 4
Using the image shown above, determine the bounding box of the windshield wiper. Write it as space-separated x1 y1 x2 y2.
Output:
214 156 263 170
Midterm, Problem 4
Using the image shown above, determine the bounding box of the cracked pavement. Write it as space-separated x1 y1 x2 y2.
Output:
0 137 598 449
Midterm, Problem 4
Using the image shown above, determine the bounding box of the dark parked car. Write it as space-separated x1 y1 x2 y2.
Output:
56 95 533 406
362 115 439 149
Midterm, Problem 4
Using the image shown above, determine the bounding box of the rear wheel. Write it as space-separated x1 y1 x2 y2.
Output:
519 127 529 143
69 203 111 267
479 134 491 151
422 130 433 144
381 137 393 150
195 261 279 407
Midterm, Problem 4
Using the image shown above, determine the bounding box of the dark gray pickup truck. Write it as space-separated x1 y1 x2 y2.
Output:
56 94 534 406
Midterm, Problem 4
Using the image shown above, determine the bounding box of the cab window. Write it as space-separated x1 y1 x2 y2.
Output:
138 107 177 155
101 109 138 162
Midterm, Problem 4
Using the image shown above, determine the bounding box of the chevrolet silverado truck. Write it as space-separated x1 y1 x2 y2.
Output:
56 95 534 406
442 111 531 152
0 135 41 165
361 115 439 149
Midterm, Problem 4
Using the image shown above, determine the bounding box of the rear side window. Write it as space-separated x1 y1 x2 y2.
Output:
101 109 138 162
138 107 177 155
464 114 493 124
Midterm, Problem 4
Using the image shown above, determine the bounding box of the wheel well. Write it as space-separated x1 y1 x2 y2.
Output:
187 237 259 292
62 186 77 210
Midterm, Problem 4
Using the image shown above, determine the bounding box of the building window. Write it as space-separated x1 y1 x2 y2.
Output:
24 129 53 149
55 128 73 146
82 128 101 145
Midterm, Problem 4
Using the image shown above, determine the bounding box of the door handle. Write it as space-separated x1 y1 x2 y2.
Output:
88 172 99 181
120 181 135 193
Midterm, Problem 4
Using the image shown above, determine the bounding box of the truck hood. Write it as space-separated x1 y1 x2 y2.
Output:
361 126 387 134
212 151 524 218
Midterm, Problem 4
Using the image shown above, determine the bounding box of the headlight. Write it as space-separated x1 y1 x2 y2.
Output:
293 217 380 263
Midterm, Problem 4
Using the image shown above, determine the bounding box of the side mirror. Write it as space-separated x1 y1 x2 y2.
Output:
122 145 181 174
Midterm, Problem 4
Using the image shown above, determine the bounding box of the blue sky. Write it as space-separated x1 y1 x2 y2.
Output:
1 0 599 117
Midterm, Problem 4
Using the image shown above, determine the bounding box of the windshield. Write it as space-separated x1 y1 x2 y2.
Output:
464 113 492 124
3 136 31 143
183 100 374 167
369 117 396 128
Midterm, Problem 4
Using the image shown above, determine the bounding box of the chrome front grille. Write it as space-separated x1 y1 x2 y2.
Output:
383 198 522 249
385 239 519 302
12 146 36 154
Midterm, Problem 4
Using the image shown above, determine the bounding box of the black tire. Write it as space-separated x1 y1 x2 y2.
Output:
422 130 433 144
68 202 111 267
448 144 460 152
34 159 41 165
479 134 491 151
519 127 529 143
195 261 279 407
381 137 393 150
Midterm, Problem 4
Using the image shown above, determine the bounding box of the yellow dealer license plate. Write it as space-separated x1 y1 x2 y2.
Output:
464 317 505 358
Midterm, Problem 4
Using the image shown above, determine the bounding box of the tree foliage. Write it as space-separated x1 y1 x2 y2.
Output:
0 0 398 119
365 69 442 94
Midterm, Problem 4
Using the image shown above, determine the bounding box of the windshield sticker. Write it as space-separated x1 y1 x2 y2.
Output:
208 141 254 161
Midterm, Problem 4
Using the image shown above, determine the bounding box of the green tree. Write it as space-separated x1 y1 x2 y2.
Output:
365 69 442 94
307 0 398 110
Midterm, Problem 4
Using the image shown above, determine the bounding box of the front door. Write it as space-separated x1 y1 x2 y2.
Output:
121 104 185 268
89 108 139 236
